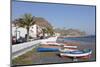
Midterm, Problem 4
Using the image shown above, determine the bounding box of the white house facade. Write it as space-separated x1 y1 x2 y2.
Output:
12 23 43 39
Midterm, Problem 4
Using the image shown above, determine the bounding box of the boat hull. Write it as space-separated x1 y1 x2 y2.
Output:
60 49 92 58
37 47 59 52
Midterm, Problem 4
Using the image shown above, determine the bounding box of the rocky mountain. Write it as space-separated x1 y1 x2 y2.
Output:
54 28 86 37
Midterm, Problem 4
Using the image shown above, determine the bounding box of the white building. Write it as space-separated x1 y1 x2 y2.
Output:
12 23 43 39
54 32 61 36
29 24 43 38
12 23 27 39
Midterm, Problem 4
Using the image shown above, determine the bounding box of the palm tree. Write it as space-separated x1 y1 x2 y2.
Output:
40 26 54 37
42 27 48 38
15 13 36 41
46 27 54 36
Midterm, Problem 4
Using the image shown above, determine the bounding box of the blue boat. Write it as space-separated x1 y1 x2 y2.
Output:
37 47 59 52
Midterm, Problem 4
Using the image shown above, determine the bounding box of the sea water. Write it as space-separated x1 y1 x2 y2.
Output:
58 35 96 45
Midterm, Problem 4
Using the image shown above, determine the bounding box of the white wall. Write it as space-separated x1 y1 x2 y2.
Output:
12 40 41 59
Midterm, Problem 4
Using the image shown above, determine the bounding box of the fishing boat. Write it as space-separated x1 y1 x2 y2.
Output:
59 45 78 52
60 49 92 58
64 45 77 48
37 47 59 52
59 48 77 52
41 41 63 46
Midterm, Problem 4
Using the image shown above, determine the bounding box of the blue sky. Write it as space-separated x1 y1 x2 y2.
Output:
12 1 96 35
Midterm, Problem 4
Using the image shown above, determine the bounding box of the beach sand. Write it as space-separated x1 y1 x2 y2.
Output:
31 41 96 64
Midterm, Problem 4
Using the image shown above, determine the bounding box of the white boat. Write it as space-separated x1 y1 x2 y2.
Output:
59 48 77 52
41 41 62 46
60 49 92 57
41 41 78 48
64 46 77 48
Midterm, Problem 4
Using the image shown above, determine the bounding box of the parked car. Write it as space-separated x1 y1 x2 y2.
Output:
17 37 27 44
